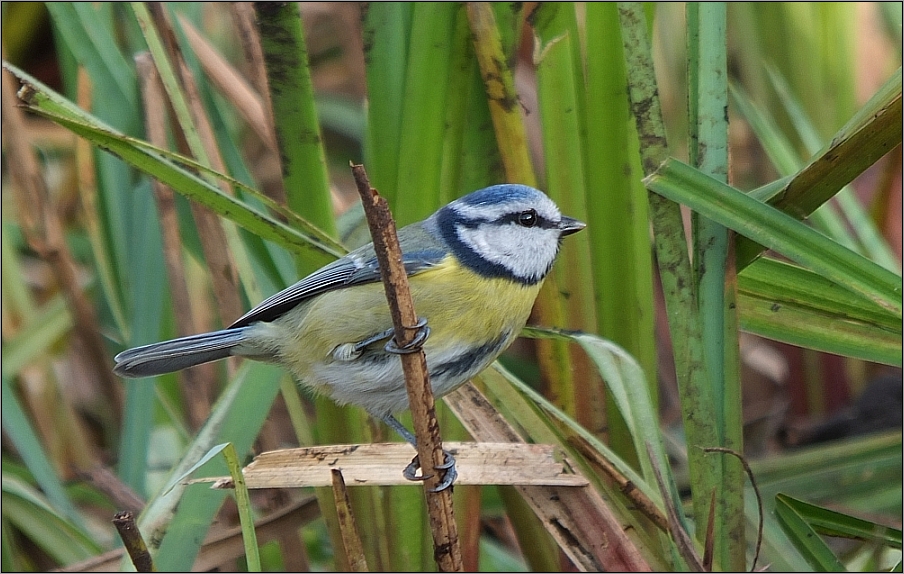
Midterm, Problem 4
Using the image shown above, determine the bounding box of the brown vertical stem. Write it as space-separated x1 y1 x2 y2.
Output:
146 2 244 330
113 511 156 572
350 164 463 572
176 14 279 155
229 0 287 213
330 469 369 572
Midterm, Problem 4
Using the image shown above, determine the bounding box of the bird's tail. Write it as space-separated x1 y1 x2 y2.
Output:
113 328 249 378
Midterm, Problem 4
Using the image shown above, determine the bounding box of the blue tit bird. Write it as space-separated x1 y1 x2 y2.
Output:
114 184 585 488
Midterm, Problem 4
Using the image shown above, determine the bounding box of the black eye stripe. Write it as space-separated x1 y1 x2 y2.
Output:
495 210 558 230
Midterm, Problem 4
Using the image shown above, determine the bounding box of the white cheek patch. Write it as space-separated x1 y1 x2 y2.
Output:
456 224 561 280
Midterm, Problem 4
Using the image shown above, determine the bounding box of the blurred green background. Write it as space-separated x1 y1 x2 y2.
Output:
2 2 901 571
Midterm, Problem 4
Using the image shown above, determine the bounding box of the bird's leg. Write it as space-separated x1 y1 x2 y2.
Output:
379 413 457 492
380 413 418 444
331 327 395 361
331 318 430 361
375 319 454 490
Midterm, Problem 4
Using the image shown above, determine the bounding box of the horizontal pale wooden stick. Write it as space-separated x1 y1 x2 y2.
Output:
198 443 588 488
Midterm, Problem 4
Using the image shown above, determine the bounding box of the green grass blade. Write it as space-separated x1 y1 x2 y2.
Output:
738 293 902 366
765 66 900 272
730 81 858 253
116 183 166 495
734 68 900 273
1 226 36 325
393 2 458 223
745 486 813 572
833 190 900 273
477 362 670 566
255 2 335 244
1 377 83 528
439 6 505 201
736 68 903 267
748 432 900 570
753 432 902 515
466 2 535 185
223 443 261 572
741 258 901 332
132 2 264 306
470 4 580 433
1 296 72 380
777 493 902 549
525 328 672 507
58 114 337 262
46 2 144 336
584 1 657 407
0 292 90 526
775 493 846 572
584 1 658 472
1 475 100 565
532 2 600 428
6 62 340 267
730 81 801 175
645 158 903 316
130 2 204 162
686 5 745 568
158 442 227 494
44 3 139 125
11 25 162 497
738 258 902 365
435 9 471 203
479 536 529 572
362 2 412 203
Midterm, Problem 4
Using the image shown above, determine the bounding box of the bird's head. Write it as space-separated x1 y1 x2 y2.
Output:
429 184 585 285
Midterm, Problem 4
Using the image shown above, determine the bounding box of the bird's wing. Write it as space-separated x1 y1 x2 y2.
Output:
229 226 446 328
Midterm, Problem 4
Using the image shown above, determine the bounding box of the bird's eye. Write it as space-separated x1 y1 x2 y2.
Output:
518 209 538 228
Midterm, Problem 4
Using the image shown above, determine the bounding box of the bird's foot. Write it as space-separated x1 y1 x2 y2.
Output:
403 449 457 492
383 317 430 354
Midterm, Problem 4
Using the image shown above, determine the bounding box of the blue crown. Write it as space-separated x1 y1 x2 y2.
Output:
455 184 544 207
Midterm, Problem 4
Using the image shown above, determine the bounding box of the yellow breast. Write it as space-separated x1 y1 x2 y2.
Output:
407 258 542 345
270 256 541 371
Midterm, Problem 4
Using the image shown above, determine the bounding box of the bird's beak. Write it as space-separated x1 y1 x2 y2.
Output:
559 216 586 236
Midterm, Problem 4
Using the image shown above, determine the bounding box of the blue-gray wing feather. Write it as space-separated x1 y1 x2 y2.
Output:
230 225 446 328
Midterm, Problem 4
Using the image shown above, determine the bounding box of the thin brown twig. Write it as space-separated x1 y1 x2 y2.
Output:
78 466 146 515
703 489 717 572
62 497 319 572
350 163 463 572
112 511 156 572
703 446 764 572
